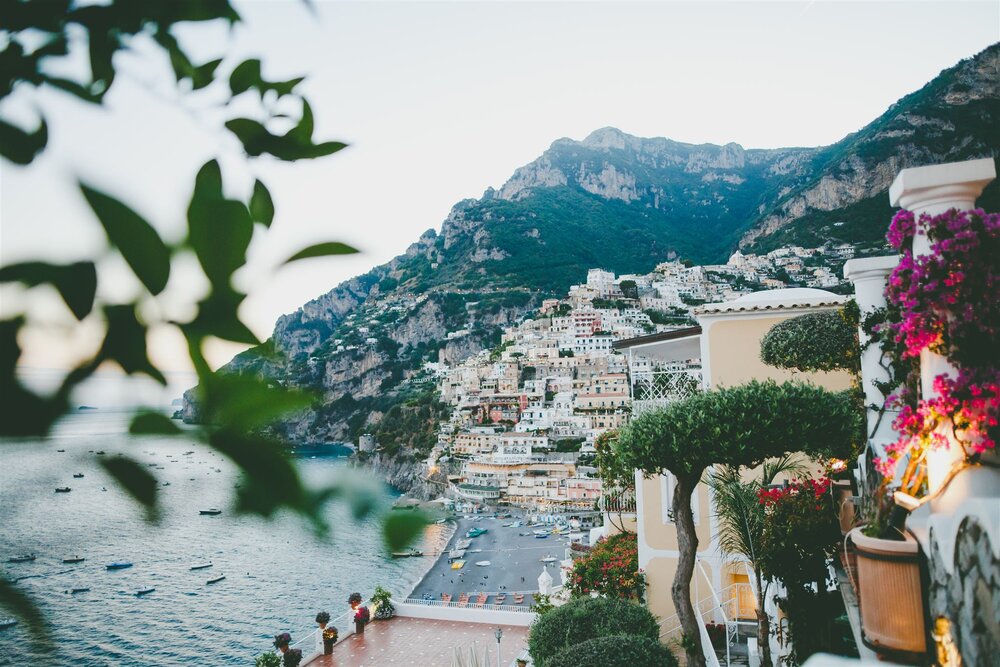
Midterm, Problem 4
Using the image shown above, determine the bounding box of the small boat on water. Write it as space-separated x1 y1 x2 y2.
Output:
199 509 222 516
447 549 466 560
57 449 66 453
190 563 213 571
541 556 558 563
106 562 133 570
55 487 71 493
69 588 90 594
455 539 472 550
135 588 155 596
63 556 85 564
95 451 105 455
475 560 491 567
0 619 17 630
534 534 548 539
206 575 226 584
8 554 35 563
390 549 423 558
466 527 488 538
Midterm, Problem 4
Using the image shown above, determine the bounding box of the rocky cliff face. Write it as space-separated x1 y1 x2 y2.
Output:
190 44 1000 470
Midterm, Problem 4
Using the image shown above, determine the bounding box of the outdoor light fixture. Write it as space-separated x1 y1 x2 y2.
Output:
495 627 503 667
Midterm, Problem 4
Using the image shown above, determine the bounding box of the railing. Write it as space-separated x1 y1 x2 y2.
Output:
403 597 535 613
658 583 754 641
264 608 355 665
630 367 701 414
599 487 636 514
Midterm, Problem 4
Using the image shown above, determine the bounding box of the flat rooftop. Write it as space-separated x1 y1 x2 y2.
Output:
306 616 529 666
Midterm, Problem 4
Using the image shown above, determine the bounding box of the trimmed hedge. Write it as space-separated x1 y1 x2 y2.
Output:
759 309 859 373
547 635 679 667
528 597 659 667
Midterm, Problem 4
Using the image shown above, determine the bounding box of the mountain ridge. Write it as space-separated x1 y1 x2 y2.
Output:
184 43 1000 447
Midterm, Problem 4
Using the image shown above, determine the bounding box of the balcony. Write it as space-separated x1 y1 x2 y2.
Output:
599 487 636 514
630 366 702 414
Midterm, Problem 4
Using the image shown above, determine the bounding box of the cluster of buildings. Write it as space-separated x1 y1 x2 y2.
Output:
410 242 859 513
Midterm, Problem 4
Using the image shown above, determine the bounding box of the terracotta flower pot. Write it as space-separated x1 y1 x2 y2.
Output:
850 527 927 656
355 620 365 635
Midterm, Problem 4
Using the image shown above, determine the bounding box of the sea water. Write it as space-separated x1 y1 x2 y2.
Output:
0 372 444 666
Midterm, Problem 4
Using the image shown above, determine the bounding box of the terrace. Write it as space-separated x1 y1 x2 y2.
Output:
299 604 532 667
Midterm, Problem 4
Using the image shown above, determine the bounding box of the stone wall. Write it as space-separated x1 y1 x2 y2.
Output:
927 516 1000 666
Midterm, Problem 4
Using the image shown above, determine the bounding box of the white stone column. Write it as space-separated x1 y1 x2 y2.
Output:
888 157 996 493
844 256 899 451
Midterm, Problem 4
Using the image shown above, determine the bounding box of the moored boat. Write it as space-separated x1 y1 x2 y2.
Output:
206 575 226 584
55 487 71 493
69 588 90 594
73 473 84 478
135 588 155 596
199 509 222 516
106 562 133 570
190 563 213 570
63 556 85 564
8 554 35 563
0 619 17 630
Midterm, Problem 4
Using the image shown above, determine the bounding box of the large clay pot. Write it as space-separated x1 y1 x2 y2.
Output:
850 527 927 656
355 620 365 635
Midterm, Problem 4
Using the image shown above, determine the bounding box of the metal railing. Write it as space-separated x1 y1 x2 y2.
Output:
403 597 535 614
260 608 356 665
631 367 701 414
599 487 636 514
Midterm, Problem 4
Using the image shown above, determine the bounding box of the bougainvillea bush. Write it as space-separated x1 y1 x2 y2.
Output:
877 208 999 496
568 532 644 600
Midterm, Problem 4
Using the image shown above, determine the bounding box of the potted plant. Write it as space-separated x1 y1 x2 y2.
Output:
272 633 302 667
850 207 999 659
255 652 281 667
349 592 370 634
370 585 395 620
315 611 337 654
825 458 857 534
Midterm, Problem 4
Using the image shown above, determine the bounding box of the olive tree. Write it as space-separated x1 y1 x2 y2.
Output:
613 381 861 667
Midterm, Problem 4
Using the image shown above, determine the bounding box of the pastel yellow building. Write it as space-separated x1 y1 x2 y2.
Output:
610 289 854 637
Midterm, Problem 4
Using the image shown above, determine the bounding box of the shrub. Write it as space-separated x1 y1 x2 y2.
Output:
255 652 281 667
528 597 659 667
568 532 644 599
759 309 859 373
546 635 679 667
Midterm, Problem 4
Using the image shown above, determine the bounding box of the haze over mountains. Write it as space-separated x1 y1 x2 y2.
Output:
186 43 1000 444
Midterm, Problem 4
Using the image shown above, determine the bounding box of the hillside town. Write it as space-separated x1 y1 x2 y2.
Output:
369 241 868 512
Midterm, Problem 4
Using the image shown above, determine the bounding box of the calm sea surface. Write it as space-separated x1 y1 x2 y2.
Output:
1 372 447 666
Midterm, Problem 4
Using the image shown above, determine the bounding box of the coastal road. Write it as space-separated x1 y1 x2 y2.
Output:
408 513 571 607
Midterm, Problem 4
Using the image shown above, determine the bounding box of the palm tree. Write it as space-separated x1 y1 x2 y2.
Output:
706 456 805 667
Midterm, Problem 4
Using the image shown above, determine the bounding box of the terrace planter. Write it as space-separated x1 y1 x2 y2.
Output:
850 528 927 657
834 480 856 534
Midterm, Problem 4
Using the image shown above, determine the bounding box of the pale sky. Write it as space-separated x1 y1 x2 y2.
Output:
2 1 998 372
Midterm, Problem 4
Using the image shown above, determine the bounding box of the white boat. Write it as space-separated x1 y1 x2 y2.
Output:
475 560 491 567
533 529 549 535
448 550 466 560
541 556 557 563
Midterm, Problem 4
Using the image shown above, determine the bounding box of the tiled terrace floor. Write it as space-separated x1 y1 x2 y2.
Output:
308 616 529 666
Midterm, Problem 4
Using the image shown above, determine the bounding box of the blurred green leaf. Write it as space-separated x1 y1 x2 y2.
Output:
81 185 171 295
0 577 48 649
189 287 260 345
225 115 347 161
383 512 429 552
187 160 253 287
328 471 382 520
129 411 182 435
284 242 359 264
229 58 303 97
98 305 166 385
0 318 69 437
0 116 47 165
199 374 312 430
0 261 97 320
99 455 160 521
229 58 261 95
249 179 274 227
